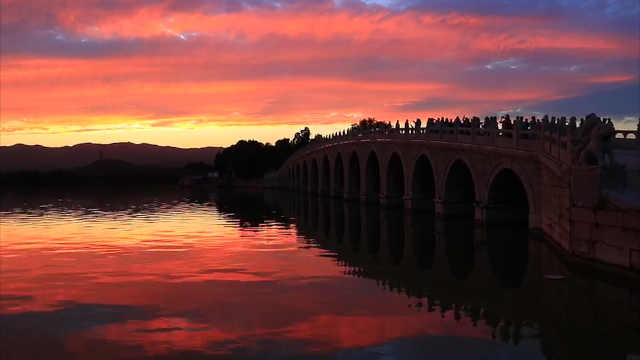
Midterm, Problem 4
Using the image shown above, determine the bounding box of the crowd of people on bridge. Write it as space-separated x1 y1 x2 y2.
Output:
325 114 633 141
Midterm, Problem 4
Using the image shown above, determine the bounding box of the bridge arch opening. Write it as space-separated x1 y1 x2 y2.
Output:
412 155 436 211
311 159 319 194
486 168 529 225
365 151 381 203
321 155 331 195
302 162 309 192
444 160 476 218
348 152 360 199
386 153 405 206
334 154 345 197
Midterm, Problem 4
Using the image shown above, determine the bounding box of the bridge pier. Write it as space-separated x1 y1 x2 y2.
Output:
403 196 413 210
379 194 404 208
475 203 486 224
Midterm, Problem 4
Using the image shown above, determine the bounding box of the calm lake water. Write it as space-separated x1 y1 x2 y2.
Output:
1 187 639 360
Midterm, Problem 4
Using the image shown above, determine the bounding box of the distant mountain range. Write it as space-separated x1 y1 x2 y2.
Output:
0 143 221 172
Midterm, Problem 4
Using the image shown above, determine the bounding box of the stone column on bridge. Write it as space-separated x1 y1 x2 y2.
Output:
434 198 445 217
434 198 484 222
403 195 413 210
474 202 486 224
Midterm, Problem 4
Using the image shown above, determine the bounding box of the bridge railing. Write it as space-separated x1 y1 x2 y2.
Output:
284 124 639 172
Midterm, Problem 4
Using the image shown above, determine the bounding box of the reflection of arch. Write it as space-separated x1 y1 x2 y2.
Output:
365 151 381 203
333 201 345 244
348 152 360 198
385 208 404 266
321 199 331 237
444 220 475 280
386 153 405 203
412 154 436 211
487 225 529 288
347 203 361 252
412 215 435 270
365 207 380 255
334 153 345 197
302 162 309 192
311 159 319 194
443 159 476 218
321 155 331 195
486 168 529 225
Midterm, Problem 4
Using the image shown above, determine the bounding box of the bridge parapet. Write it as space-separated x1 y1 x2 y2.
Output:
288 126 578 167
284 120 639 171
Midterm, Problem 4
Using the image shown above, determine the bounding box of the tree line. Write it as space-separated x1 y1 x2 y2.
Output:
213 118 390 180
213 127 311 180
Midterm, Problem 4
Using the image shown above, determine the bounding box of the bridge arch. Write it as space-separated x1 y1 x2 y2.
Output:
365 151 381 203
310 158 319 194
302 161 309 192
321 155 331 196
411 153 436 211
347 151 361 199
486 166 531 225
385 152 405 206
443 158 477 218
334 153 345 197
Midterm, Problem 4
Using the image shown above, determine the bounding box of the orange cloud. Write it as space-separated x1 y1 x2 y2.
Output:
1 1 638 146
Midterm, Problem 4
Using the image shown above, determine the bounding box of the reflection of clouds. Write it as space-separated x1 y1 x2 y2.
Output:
0 301 157 335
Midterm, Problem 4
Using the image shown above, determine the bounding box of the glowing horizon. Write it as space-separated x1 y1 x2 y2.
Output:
1 0 638 147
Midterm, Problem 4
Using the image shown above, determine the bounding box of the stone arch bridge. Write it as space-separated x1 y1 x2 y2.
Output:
276 126 640 271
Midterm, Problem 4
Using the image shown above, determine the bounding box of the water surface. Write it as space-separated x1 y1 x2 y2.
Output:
1 187 638 359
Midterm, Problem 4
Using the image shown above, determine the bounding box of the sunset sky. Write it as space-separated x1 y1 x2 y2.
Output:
1 0 639 147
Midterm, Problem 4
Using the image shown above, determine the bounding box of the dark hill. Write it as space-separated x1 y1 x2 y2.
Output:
0 142 221 171
74 159 142 177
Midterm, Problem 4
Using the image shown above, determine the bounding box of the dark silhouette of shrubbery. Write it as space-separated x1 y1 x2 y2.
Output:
350 117 391 132
214 127 311 180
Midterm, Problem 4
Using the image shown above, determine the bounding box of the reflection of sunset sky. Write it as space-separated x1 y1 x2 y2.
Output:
1 201 502 357
1 0 638 147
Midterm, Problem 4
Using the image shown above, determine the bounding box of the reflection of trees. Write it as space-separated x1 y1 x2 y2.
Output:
213 190 291 228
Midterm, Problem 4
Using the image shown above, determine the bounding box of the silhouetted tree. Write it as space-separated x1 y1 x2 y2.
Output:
213 127 312 180
350 117 391 132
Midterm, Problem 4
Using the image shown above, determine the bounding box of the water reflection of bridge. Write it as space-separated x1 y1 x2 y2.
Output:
213 190 640 360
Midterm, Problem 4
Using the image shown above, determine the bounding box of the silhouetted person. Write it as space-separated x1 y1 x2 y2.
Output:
404 119 410 130
414 118 422 129
602 118 616 167
395 120 400 130
568 116 577 137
